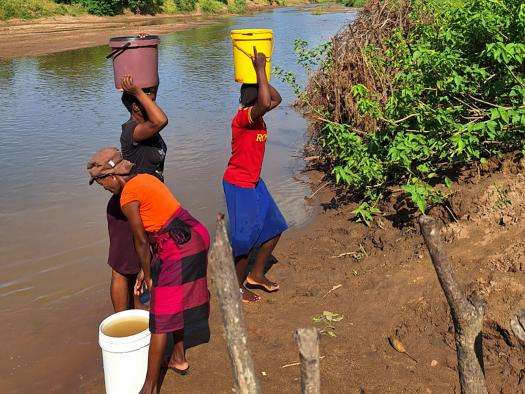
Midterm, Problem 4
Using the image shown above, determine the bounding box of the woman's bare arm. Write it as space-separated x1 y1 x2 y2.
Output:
122 76 168 142
121 200 152 290
268 83 282 110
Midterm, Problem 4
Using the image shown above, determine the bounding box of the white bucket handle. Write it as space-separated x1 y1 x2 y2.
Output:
232 43 272 61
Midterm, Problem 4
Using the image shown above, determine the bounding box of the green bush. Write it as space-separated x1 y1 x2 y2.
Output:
162 0 178 12
75 0 123 15
72 0 163 16
227 0 246 14
126 0 163 14
0 0 84 19
198 0 225 13
282 0 525 223
340 0 367 7
172 0 197 12
0 0 243 19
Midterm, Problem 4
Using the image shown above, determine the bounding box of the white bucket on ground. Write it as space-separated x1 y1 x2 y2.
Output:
98 309 150 394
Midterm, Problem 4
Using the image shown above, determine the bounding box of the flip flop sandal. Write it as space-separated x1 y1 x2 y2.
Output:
245 280 279 293
169 366 190 376
162 358 190 376
240 288 261 303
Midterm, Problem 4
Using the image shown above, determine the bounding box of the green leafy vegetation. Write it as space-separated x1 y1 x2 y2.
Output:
171 0 197 12
1 0 257 19
0 0 85 20
161 0 178 12
277 0 525 223
340 0 366 7
227 0 247 14
127 0 164 14
312 310 344 337
73 0 123 15
198 0 225 13
494 185 512 209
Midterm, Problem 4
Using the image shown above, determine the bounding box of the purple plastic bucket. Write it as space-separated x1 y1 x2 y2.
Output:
109 35 160 90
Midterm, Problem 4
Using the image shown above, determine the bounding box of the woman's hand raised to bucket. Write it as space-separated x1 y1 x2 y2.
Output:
252 47 267 71
121 75 141 96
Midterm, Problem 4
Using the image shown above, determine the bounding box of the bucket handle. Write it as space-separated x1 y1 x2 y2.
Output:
232 43 271 61
106 42 131 59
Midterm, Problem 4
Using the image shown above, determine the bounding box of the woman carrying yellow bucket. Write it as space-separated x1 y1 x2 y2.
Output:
231 28 273 83
223 29 288 303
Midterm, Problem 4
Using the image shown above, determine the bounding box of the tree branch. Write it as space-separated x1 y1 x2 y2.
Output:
208 214 261 394
419 215 487 394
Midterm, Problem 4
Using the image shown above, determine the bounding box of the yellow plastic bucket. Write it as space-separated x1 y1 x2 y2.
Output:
231 29 273 84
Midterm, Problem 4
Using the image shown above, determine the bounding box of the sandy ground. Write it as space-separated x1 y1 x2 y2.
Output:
76 155 525 393
0 13 228 59
2 6 522 392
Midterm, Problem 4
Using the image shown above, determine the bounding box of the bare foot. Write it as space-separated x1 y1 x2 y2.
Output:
240 286 261 303
246 274 279 292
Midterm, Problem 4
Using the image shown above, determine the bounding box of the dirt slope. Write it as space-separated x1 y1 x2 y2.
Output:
81 158 524 393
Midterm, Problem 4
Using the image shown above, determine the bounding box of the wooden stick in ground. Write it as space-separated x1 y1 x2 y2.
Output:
419 215 487 394
208 214 261 394
294 328 321 394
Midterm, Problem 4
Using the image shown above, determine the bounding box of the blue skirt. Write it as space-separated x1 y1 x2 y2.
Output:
223 179 288 258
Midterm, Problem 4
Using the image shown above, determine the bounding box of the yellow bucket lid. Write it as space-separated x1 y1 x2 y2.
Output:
231 29 273 40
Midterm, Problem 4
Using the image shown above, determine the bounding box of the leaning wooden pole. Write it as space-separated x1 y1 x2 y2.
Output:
419 215 487 394
294 328 321 394
208 215 261 394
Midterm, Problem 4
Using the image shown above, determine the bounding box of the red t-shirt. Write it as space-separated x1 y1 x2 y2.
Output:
223 107 268 188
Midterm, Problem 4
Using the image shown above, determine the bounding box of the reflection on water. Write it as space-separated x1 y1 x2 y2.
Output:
0 6 355 392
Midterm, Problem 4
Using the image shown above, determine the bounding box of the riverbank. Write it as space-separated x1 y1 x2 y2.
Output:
79 156 525 393
0 7 355 392
0 1 326 59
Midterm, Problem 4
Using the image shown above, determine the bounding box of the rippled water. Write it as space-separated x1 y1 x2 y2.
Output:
0 6 355 392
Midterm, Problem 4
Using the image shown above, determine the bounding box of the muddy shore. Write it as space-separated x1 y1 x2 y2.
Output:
0 13 228 59
78 158 525 393
2 4 522 391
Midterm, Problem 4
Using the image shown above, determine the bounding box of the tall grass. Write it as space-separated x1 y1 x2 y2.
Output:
340 0 367 7
161 0 179 13
198 0 226 14
0 0 254 20
0 0 85 20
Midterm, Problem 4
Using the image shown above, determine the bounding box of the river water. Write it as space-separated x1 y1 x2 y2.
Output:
0 6 355 392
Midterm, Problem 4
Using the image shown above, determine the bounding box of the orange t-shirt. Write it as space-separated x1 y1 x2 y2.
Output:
120 174 181 232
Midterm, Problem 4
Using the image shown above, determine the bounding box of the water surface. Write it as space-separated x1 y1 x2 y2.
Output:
0 7 355 392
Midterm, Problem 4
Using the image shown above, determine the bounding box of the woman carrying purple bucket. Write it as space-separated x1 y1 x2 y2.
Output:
104 73 168 313
104 34 168 312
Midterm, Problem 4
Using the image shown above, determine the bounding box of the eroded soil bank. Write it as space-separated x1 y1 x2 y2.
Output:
0 13 225 59
81 156 525 393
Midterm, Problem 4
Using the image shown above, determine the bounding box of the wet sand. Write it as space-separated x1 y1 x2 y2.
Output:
79 165 525 393
0 13 228 59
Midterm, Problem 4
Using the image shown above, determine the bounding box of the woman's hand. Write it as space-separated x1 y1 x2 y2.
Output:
134 270 153 296
134 270 144 295
144 276 153 291
122 75 142 96
252 47 267 72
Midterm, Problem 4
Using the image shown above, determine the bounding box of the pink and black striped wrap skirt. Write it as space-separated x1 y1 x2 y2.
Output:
148 208 210 349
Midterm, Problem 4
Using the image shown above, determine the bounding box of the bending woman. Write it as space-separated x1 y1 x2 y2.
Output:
88 148 210 393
